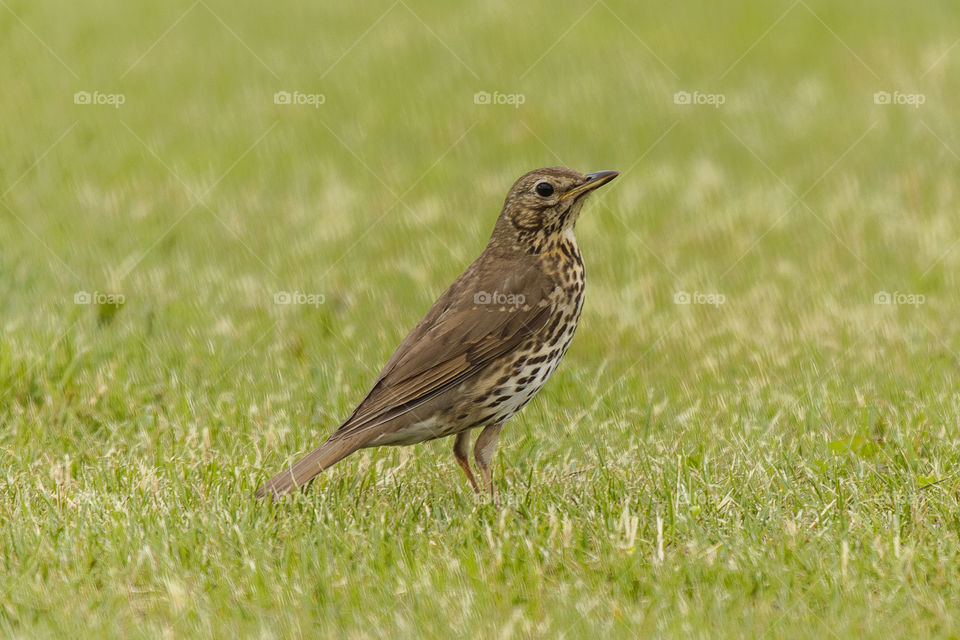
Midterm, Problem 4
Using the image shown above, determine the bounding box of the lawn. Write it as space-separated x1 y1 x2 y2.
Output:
2 0 960 637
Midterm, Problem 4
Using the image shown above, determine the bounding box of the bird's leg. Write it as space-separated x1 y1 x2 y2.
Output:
453 430 480 493
473 423 503 503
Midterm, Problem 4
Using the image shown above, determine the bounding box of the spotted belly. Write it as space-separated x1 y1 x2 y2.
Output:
454 287 584 436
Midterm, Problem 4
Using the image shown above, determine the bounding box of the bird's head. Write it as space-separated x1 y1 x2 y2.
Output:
491 166 618 254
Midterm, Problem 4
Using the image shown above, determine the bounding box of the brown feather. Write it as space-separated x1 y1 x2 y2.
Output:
255 436 363 498
331 259 554 440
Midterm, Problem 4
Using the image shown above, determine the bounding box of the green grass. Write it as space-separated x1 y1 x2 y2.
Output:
2 0 960 636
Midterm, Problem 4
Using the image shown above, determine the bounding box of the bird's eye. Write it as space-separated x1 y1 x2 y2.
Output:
535 182 554 197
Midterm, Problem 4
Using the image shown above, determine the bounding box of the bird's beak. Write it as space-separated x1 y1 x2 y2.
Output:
559 170 619 201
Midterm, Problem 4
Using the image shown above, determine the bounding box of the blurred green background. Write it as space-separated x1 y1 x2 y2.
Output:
2 0 959 637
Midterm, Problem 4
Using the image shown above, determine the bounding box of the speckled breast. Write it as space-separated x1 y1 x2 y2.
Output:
457 237 586 431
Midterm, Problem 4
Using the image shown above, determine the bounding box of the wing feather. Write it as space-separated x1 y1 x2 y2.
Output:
329 260 556 440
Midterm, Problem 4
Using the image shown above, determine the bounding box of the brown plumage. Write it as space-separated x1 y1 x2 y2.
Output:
257 167 618 499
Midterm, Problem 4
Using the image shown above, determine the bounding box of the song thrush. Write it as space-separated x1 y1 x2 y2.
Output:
257 167 618 499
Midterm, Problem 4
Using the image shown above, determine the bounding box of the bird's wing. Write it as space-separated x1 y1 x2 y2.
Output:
329 261 557 440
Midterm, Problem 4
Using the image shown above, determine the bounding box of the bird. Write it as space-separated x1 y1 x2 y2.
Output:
257 167 618 499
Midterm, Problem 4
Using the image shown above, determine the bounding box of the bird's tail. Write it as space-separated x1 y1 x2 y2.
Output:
256 436 362 498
